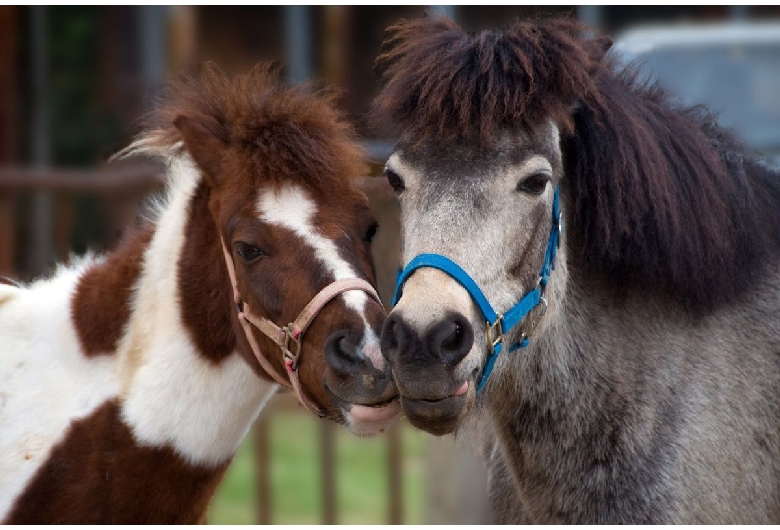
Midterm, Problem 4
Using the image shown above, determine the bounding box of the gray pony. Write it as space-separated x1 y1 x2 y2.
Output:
373 15 780 523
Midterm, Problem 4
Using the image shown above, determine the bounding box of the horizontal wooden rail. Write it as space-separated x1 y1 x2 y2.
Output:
0 166 165 191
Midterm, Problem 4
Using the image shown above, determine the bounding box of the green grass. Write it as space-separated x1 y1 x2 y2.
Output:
208 405 428 525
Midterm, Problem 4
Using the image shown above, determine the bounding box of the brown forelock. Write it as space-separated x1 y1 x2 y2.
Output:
137 60 367 188
3 400 228 524
71 225 154 356
370 14 610 144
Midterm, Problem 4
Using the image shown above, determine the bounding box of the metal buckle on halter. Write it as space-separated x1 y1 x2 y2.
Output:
486 314 504 350
280 325 302 369
519 296 548 341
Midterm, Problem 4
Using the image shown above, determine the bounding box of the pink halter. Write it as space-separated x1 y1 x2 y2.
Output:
221 238 383 417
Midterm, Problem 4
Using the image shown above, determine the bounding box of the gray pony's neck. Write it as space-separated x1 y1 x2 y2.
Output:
481 282 680 522
477 258 780 523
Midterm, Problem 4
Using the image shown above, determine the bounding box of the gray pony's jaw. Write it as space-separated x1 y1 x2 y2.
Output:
399 393 469 436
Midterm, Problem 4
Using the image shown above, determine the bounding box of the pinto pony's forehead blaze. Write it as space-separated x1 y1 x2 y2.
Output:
371 15 609 144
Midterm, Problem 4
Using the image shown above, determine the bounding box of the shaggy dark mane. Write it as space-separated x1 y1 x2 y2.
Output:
566 70 780 309
373 15 780 310
122 61 367 187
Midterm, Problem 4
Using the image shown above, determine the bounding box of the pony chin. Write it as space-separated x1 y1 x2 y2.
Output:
398 368 478 437
343 399 402 437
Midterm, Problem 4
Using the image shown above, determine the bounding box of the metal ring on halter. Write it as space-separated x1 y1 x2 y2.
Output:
281 325 303 368
518 297 548 341
486 314 504 350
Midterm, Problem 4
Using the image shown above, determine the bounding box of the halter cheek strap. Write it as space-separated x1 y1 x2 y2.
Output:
221 239 383 417
392 186 561 393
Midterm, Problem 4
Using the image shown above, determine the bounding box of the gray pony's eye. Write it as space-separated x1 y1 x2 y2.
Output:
384 169 406 195
517 172 550 195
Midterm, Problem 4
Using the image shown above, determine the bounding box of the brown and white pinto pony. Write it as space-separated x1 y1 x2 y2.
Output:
0 62 399 523
374 15 780 524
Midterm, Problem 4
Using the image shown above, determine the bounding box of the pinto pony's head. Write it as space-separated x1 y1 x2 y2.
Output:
128 62 400 436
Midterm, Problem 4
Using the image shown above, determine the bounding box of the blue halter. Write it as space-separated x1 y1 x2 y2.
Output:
391 186 561 392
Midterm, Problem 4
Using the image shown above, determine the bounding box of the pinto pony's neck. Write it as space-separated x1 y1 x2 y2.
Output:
1 154 276 523
118 154 278 465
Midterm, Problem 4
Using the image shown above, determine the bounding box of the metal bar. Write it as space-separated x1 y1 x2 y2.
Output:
429 5 456 19
139 6 167 92
30 5 52 274
576 5 603 32
285 6 312 85
728 6 748 20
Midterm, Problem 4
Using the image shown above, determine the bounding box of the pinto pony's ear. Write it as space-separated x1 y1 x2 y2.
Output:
173 114 227 187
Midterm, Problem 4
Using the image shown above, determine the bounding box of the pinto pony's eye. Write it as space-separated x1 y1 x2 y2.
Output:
517 172 551 195
234 242 265 262
365 222 379 243
385 169 405 195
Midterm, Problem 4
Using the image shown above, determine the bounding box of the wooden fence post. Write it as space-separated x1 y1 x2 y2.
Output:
387 422 403 524
254 413 272 525
319 419 337 524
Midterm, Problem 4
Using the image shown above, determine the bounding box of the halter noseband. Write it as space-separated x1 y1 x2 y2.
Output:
392 185 561 392
221 239 383 418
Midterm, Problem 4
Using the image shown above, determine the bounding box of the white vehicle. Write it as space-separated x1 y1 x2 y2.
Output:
612 21 780 167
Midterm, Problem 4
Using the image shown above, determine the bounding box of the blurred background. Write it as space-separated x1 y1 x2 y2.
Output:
1 5 778 524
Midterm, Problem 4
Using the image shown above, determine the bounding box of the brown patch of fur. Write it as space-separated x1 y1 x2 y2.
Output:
177 180 237 365
71 227 154 356
372 14 780 310
3 400 229 524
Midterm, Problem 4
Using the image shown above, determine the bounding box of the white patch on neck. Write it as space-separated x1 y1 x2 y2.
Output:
257 184 367 314
120 155 278 468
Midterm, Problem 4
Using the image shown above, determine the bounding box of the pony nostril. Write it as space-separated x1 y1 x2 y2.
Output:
380 313 407 362
429 313 474 366
336 336 348 356
442 322 464 352
325 330 360 375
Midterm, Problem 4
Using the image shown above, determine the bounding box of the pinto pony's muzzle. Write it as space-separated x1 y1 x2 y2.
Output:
221 238 383 418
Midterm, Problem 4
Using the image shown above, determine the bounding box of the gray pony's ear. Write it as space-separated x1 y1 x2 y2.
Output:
590 35 614 60
173 114 227 187
589 35 614 61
